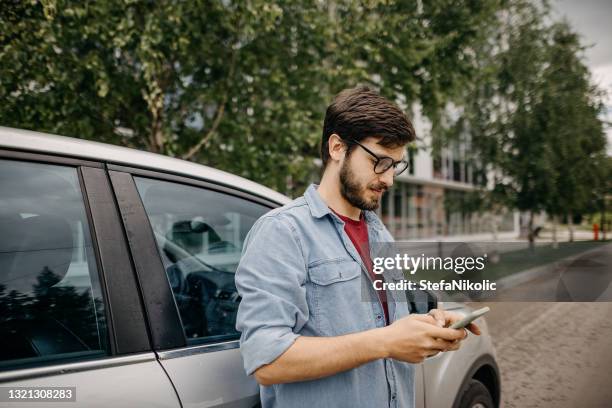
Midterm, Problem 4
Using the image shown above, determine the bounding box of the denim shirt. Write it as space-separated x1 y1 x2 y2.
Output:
235 184 415 408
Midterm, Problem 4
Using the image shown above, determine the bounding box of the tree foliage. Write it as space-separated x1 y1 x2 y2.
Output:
1 0 500 196
0 0 607 211
442 0 608 233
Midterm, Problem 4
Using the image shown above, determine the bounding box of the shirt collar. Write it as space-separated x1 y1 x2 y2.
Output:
304 183 332 219
304 183 383 231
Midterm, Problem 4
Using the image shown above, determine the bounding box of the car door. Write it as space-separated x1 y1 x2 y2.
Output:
107 166 276 408
0 152 180 407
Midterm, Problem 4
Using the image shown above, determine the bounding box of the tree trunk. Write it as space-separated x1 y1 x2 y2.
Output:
528 210 535 251
490 213 498 241
490 214 500 263
602 202 607 241
568 212 574 242
552 214 558 249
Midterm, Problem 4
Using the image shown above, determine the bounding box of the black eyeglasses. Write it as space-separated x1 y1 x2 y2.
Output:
350 140 409 176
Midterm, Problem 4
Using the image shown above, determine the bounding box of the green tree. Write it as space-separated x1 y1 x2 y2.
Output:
1 0 506 197
442 0 608 245
540 22 607 242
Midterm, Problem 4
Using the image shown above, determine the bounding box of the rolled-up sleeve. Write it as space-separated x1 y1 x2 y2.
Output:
235 214 309 376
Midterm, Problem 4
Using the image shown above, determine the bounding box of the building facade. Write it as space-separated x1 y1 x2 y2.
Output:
375 113 519 241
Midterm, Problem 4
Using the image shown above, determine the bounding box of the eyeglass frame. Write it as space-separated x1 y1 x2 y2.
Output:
347 139 410 176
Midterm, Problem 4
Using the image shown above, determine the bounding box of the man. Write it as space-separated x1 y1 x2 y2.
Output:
235 86 479 408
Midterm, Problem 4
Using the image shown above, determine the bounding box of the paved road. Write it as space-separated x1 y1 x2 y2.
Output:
468 242 612 407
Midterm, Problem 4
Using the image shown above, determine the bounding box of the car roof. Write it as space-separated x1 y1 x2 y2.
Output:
0 126 291 205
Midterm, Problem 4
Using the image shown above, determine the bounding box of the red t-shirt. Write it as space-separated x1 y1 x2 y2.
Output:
330 208 389 324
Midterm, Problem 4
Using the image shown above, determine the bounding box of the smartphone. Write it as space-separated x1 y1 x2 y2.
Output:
448 306 490 329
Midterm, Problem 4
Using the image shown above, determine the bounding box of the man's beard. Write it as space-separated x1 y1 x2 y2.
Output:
339 160 386 211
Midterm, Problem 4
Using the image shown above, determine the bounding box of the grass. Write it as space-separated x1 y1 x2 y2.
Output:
402 240 611 284
481 240 610 281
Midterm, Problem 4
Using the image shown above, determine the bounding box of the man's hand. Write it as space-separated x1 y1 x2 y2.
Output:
427 308 482 334
379 314 468 363
427 308 482 351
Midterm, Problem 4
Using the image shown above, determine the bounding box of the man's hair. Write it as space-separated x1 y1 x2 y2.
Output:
320 86 416 170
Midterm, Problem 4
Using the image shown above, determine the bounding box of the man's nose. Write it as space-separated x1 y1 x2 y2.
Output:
379 167 394 188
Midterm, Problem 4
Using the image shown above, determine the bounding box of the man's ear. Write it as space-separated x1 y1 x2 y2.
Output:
328 133 347 162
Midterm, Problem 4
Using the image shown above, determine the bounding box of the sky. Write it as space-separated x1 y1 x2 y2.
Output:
552 0 612 154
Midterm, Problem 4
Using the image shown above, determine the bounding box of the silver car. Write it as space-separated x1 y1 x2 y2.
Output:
0 127 500 408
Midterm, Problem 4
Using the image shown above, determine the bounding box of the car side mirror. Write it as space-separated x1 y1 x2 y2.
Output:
405 289 438 314
424 289 438 312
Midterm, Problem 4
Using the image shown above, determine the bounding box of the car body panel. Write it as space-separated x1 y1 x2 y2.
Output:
0 354 180 408
158 344 259 408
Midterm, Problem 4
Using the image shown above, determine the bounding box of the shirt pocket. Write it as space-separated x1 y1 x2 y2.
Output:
383 268 411 322
307 259 373 336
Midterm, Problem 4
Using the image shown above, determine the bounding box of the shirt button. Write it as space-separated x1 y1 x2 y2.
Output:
376 315 382 320
391 394 397 400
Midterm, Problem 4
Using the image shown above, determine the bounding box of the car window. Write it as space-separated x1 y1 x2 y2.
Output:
134 177 271 344
0 159 109 369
